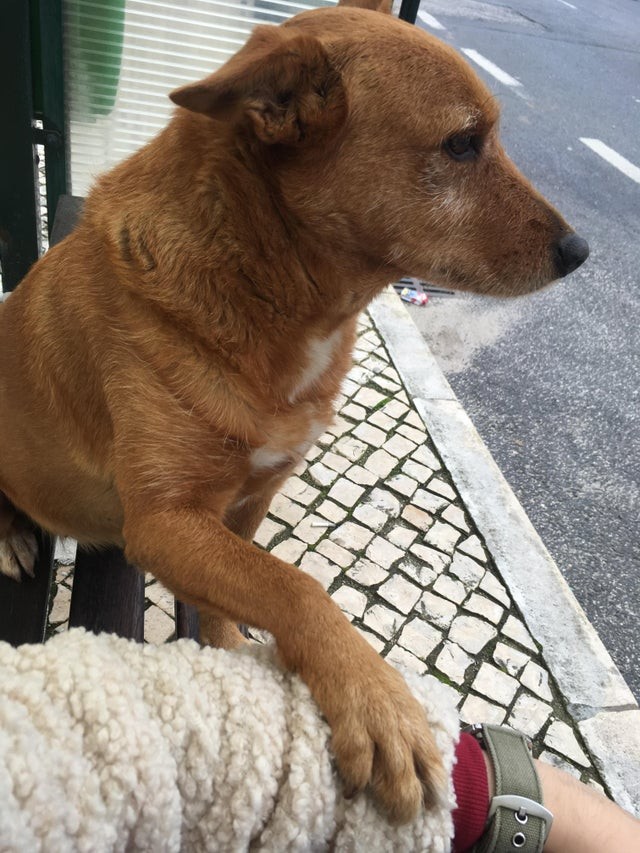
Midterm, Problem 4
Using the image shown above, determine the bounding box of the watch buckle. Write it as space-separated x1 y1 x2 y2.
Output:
488 794 554 835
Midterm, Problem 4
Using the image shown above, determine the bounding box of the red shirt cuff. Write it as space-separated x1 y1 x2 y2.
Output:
451 731 490 852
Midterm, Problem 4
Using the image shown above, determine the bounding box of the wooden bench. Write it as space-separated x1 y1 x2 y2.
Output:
0 195 199 646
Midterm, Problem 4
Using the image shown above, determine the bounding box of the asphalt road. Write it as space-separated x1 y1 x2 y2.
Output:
407 0 640 698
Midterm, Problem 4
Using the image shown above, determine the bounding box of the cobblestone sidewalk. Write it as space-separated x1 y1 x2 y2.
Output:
49 311 607 793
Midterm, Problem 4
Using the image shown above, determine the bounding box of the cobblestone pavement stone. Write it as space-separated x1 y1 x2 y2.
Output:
48 310 608 793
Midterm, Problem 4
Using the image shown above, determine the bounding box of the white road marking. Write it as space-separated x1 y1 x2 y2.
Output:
417 10 445 30
461 49 522 88
579 138 640 185
557 0 577 9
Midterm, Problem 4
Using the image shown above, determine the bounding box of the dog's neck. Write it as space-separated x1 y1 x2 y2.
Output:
91 114 394 406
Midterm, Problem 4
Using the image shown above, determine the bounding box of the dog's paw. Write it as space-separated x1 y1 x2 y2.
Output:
199 613 251 650
0 531 38 581
304 635 446 824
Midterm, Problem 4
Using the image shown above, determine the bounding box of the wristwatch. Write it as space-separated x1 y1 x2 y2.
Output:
465 723 554 853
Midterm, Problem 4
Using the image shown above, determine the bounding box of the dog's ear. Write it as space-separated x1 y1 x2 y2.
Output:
169 28 347 146
337 0 393 14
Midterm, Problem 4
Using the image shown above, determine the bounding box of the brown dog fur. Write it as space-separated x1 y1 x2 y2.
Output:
0 0 585 822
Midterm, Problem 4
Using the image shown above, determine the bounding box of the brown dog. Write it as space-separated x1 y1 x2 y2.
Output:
0 0 587 823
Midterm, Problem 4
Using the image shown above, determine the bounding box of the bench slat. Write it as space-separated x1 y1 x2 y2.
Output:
0 531 54 645
69 546 145 641
175 600 200 640
50 194 84 244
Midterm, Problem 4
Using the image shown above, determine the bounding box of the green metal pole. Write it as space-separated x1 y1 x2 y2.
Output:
30 0 68 236
0 1 56 643
0 0 40 291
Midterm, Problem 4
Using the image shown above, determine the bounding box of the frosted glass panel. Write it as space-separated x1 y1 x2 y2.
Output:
63 0 334 195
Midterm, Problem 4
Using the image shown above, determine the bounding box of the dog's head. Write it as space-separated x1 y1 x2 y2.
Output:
170 0 588 298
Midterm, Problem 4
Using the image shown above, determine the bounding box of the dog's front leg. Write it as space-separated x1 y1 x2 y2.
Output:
223 489 277 541
199 490 281 649
121 503 445 823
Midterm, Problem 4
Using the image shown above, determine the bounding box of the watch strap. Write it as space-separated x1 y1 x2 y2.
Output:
468 724 552 853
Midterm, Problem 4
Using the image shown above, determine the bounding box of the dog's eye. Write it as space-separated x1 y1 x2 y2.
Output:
444 133 479 162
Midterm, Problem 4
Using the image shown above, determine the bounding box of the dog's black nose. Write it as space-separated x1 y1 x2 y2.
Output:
555 233 590 277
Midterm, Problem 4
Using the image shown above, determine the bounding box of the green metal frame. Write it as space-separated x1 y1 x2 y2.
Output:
30 0 68 240
0 0 40 292
0 0 67 292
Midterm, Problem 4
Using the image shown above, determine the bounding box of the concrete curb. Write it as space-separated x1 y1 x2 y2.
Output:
370 288 640 814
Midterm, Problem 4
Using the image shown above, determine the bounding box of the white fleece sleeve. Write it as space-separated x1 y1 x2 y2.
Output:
0 629 458 852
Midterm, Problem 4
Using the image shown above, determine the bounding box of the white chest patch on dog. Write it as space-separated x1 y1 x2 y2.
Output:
250 446 291 472
294 418 327 458
250 420 328 474
289 330 342 404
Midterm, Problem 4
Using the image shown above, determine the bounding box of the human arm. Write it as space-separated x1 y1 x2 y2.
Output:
534 757 640 853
